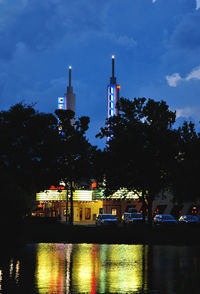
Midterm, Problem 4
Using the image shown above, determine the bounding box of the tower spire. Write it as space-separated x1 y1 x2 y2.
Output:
110 55 116 84
112 55 115 78
107 55 120 121
69 66 72 87
65 65 76 114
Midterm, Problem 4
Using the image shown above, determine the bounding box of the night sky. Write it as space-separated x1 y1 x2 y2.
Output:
1 0 200 149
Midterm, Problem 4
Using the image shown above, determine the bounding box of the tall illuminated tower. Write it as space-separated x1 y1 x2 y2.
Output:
65 66 76 114
57 66 76 114
57 66 76 133
107 55 120 119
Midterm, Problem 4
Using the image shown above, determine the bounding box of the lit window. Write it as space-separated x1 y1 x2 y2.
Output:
112 209 117 215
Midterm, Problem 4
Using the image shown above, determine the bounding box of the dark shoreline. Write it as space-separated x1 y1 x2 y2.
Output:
16 221 200 245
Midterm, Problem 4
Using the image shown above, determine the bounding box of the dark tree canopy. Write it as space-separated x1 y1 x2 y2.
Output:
55 109 100 225
172 121 200 203
55 109 98 185
0 103 61 223
1 98 199 228
98 97 178 223
0 104 100 226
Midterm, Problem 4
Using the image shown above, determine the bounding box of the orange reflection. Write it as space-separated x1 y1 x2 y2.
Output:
35 243 147 293
36 243 72 294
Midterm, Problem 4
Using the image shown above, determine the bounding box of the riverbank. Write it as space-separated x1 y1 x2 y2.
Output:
18 220 200 245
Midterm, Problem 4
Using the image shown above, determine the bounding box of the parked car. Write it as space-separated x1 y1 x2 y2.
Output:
153 214 178 227
179 215 200 226
95 214 118 226
127 208 138 213
122 212 143 226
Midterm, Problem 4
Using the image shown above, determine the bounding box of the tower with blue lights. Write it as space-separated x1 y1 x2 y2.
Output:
57 66 76 133
58 66 76 114
107 55 120 119
65 66 76 114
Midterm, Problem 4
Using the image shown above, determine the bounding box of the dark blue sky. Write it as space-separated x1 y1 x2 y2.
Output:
1 0 200 149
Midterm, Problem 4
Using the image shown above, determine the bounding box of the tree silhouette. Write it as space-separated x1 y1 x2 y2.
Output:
172 121 200 205
0 103 60 225
98 97 178 224
55 109 98 225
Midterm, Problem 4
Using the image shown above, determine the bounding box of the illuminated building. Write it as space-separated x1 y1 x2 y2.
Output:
107 55 120 119
35 187 103 223
58 96 66 110
65 66 76 114
35 185 200 223
57 66 76 133
57 66 76 113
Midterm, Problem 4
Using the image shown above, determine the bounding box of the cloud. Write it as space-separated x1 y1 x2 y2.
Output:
166 66 200 87
152 0 157 2
176 107 194 118
166 73 182 87
114 35 137 49
0 0 108 60
197 0 200 10
170 12 200 50
186 66 200 81
175 106 200 127
77 30 137 51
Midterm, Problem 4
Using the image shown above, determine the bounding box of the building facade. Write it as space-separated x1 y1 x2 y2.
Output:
35 187 200 223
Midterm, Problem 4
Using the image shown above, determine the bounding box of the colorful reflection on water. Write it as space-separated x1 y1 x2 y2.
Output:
35 243 147 293
71 244 146 293
1 244 200 293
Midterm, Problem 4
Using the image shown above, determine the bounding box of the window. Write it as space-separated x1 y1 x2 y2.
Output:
111 209 117 215
85 208 91 220
80 208 82 220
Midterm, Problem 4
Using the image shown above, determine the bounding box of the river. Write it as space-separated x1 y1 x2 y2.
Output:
0 243 199 293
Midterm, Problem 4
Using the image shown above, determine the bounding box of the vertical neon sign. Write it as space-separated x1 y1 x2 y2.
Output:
109 85 114 117
57 97 65 134
107 56 120 120
58 97 65 110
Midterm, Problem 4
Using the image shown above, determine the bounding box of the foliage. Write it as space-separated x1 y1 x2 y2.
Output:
0 103 60 223
172 121 200 203
97 97 178 223
55 109 100 224
0 104 100 226
55 109 98 185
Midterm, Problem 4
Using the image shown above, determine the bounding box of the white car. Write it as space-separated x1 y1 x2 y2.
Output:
95 214 118 226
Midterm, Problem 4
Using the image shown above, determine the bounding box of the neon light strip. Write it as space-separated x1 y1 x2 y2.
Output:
36 190 93 201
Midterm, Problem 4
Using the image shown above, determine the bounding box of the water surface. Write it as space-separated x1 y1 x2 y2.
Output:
0 243 200 293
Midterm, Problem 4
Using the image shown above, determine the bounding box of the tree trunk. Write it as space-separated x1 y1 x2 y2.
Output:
66 187 69 224
142 190 146 223
147 196 153 226
69 181 74 226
